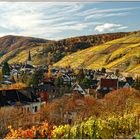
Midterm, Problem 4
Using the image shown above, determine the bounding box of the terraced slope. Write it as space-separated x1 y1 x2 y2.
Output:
0 32 129 65
54 31 140 74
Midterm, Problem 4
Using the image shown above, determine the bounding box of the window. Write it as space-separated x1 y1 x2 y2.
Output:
35 106 38 112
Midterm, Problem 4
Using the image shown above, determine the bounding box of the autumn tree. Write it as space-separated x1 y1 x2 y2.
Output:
133 76 140 90
47 65 52 79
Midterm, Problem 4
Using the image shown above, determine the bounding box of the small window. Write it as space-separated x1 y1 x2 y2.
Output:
35 106 38 112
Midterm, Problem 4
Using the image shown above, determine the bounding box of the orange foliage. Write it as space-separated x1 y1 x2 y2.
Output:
64 98 76 112
103 88 140 115
0 82 27 91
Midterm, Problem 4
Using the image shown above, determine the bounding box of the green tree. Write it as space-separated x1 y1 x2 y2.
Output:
28 69 44 86
77 68 85 82
54 77 64 87
2 62 11 75
0 69 2 86
80 78 92 89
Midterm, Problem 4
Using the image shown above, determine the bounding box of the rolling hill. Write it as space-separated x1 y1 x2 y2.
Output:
0 35 51 65
54 31 140 74
0 32 129 66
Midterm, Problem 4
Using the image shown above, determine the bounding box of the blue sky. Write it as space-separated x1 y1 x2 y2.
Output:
0 2 140 40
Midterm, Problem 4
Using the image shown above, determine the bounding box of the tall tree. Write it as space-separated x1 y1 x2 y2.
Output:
28 69 44 86
77 68 85 82
54 77 64 87
2 62 11 75
0 69 2 86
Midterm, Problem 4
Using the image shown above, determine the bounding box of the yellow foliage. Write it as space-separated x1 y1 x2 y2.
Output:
0 82 27 90
54 32 140 73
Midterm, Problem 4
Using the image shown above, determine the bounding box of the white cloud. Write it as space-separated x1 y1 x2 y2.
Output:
85 12 128 21
0 2 86 39
95 23 128 32
78 7 140 17
0 2 138 39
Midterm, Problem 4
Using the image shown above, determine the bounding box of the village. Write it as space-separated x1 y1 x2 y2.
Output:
0 50 137 116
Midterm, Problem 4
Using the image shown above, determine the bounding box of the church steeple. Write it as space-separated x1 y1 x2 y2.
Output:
27 50 32 65
28 50 31 61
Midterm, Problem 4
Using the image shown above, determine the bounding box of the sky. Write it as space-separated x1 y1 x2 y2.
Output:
0 2 140 40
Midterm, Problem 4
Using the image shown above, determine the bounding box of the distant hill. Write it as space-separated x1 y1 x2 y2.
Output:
0 32 129 65
41 32 129 64
54 30 140 74
0 35 51 64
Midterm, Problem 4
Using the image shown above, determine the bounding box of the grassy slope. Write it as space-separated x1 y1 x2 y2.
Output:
54 31 140 73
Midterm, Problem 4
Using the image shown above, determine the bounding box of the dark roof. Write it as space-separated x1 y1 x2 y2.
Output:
100 78 118 89
35 83 55 92
125 77 134 85
24 64 34 69
0 89 39 107
118 81 126 88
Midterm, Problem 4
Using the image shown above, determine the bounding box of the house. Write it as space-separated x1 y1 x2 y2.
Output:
91 79 99 89
2 75 16 86
0 88 43 114
118 80 131 88
22 102 45 114
73 83 86 96
123 82 131 88
85 69 94 79
12 63 22 70
125 77 134 87
97 78 118 95
62 74 71 85
35 82 58 101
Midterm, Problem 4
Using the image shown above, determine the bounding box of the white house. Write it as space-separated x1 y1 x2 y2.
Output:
23 101 46 114
73 83 86 95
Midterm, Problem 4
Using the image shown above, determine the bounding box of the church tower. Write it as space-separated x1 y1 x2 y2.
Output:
27 50 32 65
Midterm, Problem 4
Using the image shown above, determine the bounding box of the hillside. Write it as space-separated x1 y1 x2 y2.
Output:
0 32 129 65
0 35 51 65
41 32 129 64
54 31 140 74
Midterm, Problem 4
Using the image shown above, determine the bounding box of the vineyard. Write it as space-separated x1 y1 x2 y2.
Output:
5 114 140 139
2 88 140 139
